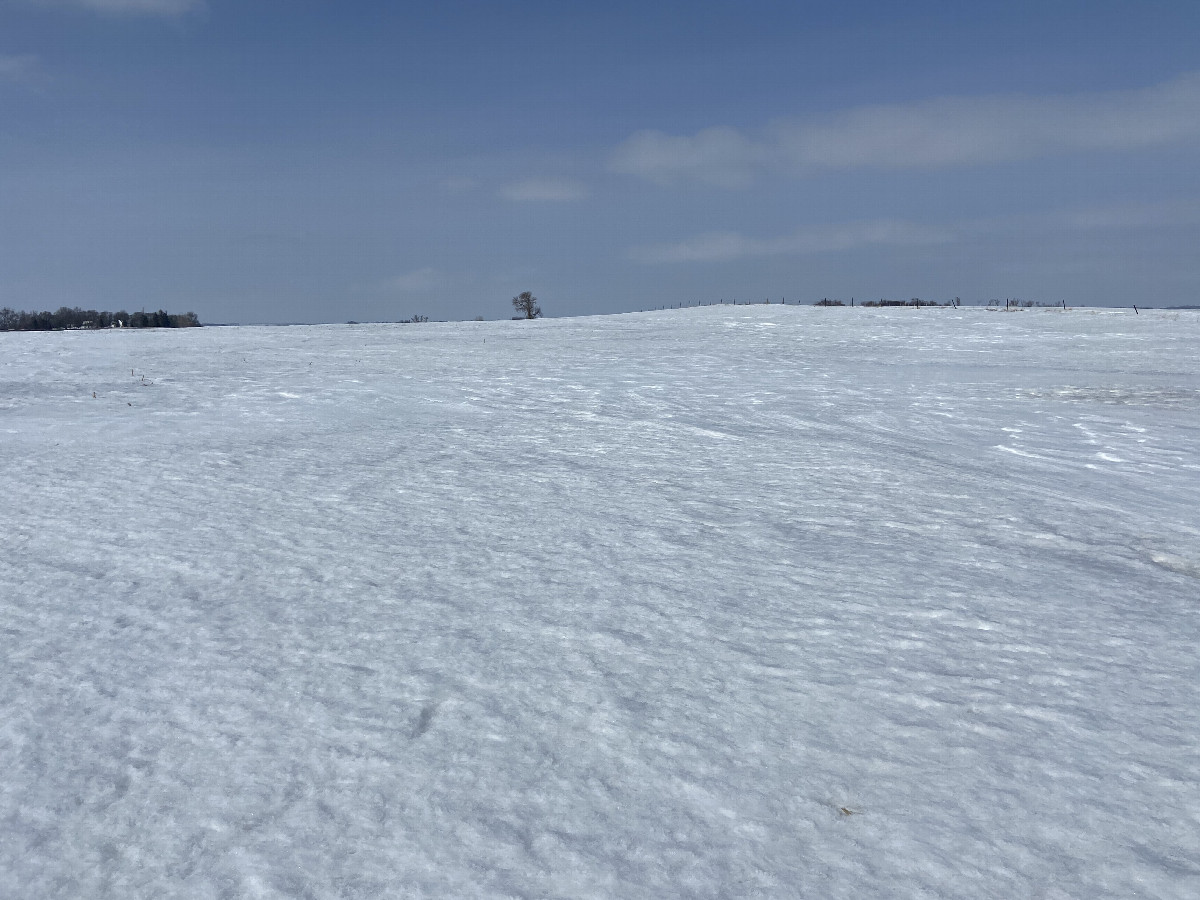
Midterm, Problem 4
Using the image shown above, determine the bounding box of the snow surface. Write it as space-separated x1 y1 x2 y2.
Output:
2 306 1199 898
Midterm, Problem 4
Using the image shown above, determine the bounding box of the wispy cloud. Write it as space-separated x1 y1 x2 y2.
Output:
612 72 1200 185
498 178 589 202
1057 199 1200 230
16 0 203 15
0 53 38 80
440 177 478 195
939 200 1200 240
633 220 953 263
612 127 761 188
383 268 439 292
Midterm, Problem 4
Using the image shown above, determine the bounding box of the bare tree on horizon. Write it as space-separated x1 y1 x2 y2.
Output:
511 291 542 319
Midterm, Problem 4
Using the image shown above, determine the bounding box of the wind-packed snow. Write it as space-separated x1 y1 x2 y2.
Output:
2 306 1199 898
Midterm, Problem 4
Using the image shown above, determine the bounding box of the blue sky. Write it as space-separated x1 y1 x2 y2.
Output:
2 1 1198 322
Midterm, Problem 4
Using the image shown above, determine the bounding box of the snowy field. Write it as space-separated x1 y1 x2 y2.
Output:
2 305 1199 899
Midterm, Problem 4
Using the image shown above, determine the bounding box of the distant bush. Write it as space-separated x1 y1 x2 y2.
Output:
987 298 1047 309
858 298 947 307
0 306 200 331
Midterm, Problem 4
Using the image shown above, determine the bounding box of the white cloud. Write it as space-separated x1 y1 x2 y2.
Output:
634 220 953 263
383 268 439 293
16 0 203 15
498 178 589 202
612 72 1200 185
0 53 37 79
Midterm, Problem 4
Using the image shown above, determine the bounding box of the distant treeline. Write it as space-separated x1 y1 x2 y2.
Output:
814 297 1065 308
815 298 958 307
0 307 201 331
